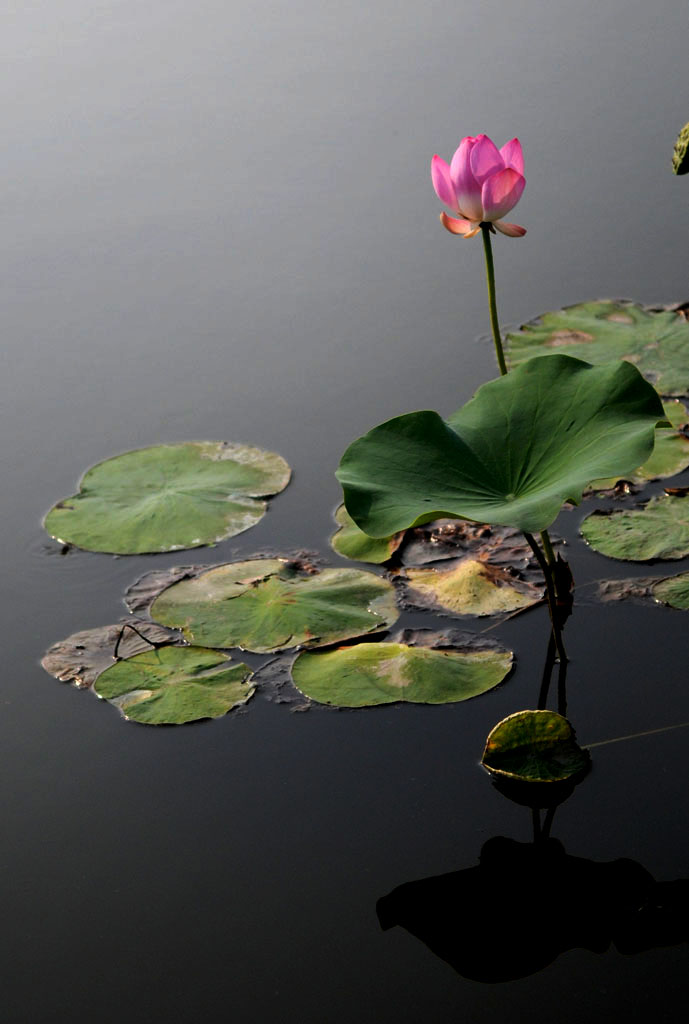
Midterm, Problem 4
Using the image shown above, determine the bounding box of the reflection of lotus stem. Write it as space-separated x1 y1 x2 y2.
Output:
481 224 508 376
524 531 568 665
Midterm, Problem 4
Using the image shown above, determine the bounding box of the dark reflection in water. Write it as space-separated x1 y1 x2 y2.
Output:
378 834 689 982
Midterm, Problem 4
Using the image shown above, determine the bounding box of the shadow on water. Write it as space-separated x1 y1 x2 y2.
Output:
376 621 689 982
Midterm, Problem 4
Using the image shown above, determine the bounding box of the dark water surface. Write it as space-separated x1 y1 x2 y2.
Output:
3 2 689 1020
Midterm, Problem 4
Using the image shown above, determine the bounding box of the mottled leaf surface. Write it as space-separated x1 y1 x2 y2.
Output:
94 645 255 725
44 441 291 554
581 494 689 561
400 558 542 617
41 619 182 689
505 301 689 396
338 355 665 536
150 558 399 653
482 710 590 783
291 629 512 707
599 572 689 610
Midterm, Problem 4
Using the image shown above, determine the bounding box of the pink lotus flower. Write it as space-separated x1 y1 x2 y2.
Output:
431 134 526 238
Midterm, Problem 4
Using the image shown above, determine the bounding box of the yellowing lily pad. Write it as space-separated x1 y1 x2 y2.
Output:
44 441 291 554
330 504 404 564
149 558 399 653
400 558 543 617
505 301 689 396
581 494 689 561
481 710 590 783
291 629 513 707
94 645 255 725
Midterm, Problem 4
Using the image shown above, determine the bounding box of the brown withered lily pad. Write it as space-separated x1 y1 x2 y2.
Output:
41 618 183 689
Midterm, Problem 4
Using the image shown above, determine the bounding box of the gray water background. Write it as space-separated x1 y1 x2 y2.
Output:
2 1 689 1020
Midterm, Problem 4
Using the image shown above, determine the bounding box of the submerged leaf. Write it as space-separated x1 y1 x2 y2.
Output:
337 355 665 537
291 629 513 707
41 619 182 689
599 571 689 610
329 504 404 564
482 710 590 783
44 441 291 554
400 558 542 617
94 646 255 725
581 494 689 561
149 558 399 653
505 301 689 396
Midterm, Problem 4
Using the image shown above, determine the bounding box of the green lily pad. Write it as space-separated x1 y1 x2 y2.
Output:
291 629 513 707
44 441 291 554
400 558 543 617
589 400 689 490
649 572 689 608
330 504 404 564
41 619 182 689
150 558 399 653
481 710 590 783
337 355 665 537
581 494 689 561
94 645 255 725
672 121 689 175
505 301 689 396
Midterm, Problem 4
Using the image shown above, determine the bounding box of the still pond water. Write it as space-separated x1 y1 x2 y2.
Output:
2 1 689 1020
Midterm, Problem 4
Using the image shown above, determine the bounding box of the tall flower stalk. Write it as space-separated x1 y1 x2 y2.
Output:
431 134 567 660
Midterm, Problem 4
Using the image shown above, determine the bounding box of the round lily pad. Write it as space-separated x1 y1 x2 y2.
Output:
44 441 291 554
150 558 399 653
400 559 542 617
330 504 404 564
291 631 513 707
505 301 689 396
481 710 590 783
94 645 255 725
581 494 689 561
337 355 665 537
649 572 689 609
589 400 689 490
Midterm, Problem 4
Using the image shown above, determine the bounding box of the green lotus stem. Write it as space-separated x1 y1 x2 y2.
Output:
524 531 568 665
481 223 508 376
540 529 557 567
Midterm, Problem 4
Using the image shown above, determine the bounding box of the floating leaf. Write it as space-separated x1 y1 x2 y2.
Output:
505 301 689 396
329 504 404 564
150 558 399 653
94 645 255 725
399 559 542 617
589 400 689 490
399 520 550 569
291 629 512 707
581 494 689 561
41 619 182 689
481 710 590 783
44 441 291 554
599 571 689 610
337 355 665 537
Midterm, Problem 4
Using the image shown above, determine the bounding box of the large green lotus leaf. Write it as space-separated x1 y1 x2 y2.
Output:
589 400 689 490
291 632 513 707
400 559 542 617
581 494 689 561
329 504 404 564
44 441 291 554
482 710 590 783
94 645 255 725
150 558 399 653
337 355 665 537
505 301 689 396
